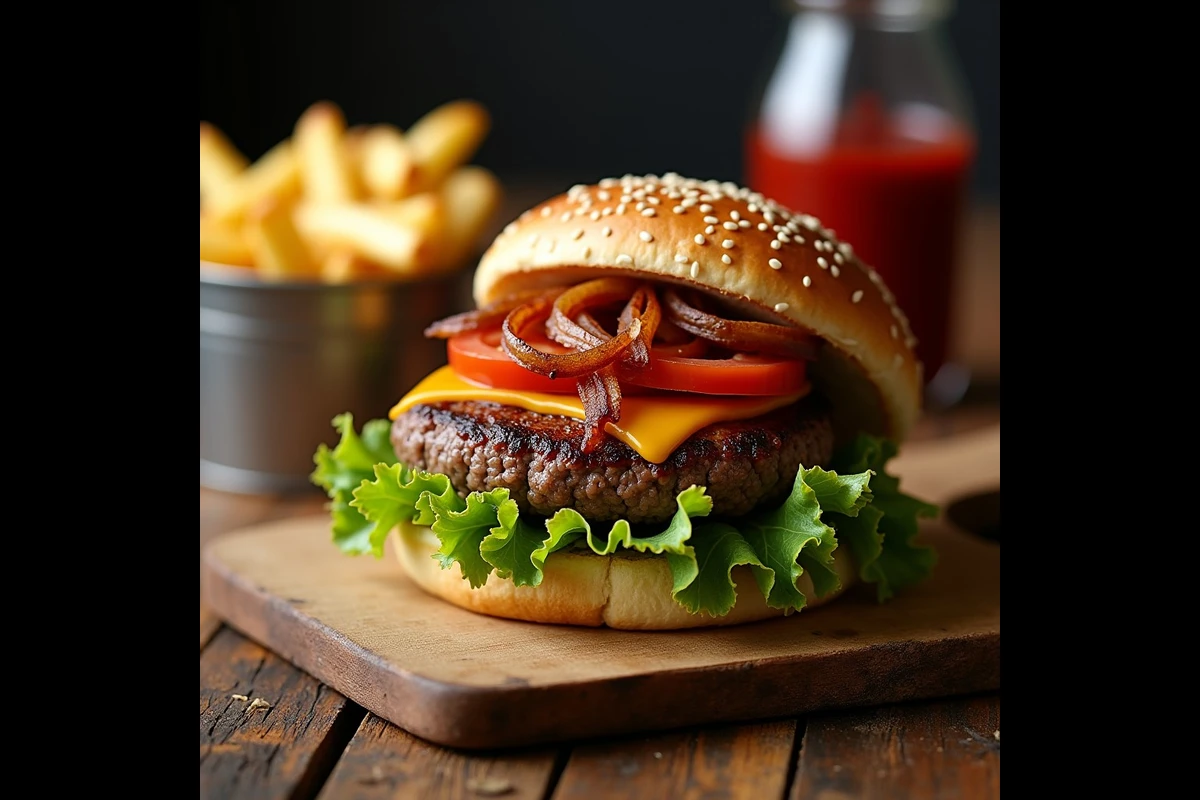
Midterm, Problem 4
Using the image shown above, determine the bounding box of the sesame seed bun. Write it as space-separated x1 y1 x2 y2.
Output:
392 522 857 630
474 173 923 441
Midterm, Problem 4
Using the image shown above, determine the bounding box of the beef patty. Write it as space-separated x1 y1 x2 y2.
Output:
390 398 834 524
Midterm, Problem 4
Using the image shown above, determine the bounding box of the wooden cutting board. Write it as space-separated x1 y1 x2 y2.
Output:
201 424 1000 750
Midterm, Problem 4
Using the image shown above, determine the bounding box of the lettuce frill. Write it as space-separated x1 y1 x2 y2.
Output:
311 413 937 618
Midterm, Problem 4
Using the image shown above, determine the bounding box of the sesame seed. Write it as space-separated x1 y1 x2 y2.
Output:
757 222 768 231
602 207 612 216
673 205 685 214
747 203 758 212
690 262 700 279
794 236 805 244
590 210 601 221
721 253 732 265
736 220 748 228
561 212 572 222
674 253 688 263
802 275 812 288
723 221 738 231
817 257 828 269
582 246 592 258
597 190 610 201
639 231 654 242
667 190 681 199
893 353 904 369
647 196 661 205
705 225 715 234
721 239 735 248
528 234 539 246
541 207 552 217
635 201 646 211
891 325 899 339
602 226 612 237
681 197 697 207
642 208 656 217
620 195 632 203
840 242 854 256
616 254 633 265
834 252 844 264
730 210 741 221
572 229 584 240
763 211 776 224
768 258 782 269
616 203 627 214
852 289 864 303
779 231 791 243
504 223 517 235
770 240 781 250
703 216 719 224
700 194 713 202
546 239 556 252
831 265 840 278
774 302 789 312
699 203 713 213
694 234 706 245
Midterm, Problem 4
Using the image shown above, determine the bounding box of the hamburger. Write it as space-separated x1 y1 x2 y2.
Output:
311 173 937 630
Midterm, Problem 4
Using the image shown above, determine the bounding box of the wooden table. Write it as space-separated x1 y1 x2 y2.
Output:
200 203 1000 799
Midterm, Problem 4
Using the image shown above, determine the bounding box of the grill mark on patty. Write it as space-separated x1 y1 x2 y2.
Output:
391 398 833 524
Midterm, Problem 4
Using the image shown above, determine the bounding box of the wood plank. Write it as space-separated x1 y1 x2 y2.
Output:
319 714 560 799
201 602 222 650
553 720 797 800
791 695 1000 800
200 626 365 800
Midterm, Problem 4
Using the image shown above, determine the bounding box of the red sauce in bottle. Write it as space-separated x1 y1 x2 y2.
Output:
746 96 975 381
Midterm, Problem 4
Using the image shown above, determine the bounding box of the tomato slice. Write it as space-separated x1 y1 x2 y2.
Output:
445 329 808 396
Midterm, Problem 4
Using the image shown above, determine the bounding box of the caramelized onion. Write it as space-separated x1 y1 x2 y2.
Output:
502 290 642 380
424 288 558 339
661 288 820 360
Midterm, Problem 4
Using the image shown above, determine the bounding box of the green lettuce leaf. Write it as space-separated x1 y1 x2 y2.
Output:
350 463 459 557
480 492 554 588
670 523 769 616
310 414 400 553
421 488 507 589
829 435 940 601
736 465 868 613
312 417 940 619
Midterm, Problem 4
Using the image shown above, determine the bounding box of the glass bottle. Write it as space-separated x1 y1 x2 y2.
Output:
745 0 976 395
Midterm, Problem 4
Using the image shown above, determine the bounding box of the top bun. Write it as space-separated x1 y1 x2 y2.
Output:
474 173 923 442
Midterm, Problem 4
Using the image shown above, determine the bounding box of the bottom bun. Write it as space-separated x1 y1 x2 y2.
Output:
392 520 858 630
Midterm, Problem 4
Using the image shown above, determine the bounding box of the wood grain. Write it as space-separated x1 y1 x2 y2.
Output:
319 714 561 799
791 695 1000 800
200 626 365 800
201 602 222 650
554 720 797 800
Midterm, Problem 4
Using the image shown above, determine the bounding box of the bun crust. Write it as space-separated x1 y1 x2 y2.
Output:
393 521 858 630
474 174 922 441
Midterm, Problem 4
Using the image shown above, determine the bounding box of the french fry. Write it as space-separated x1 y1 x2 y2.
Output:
199 122 248 204
207 140 301 224
246 197 318 279
294 101 358 204
294 202 435 274
199 215 254 267
405 100 491 192
359 124 415 200
437 166 502 268
374 191 443 231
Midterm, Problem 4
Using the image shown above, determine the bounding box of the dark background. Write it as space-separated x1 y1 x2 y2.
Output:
200 0 1000 203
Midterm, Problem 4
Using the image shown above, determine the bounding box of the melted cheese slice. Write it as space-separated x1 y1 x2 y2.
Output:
390 366 809 464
